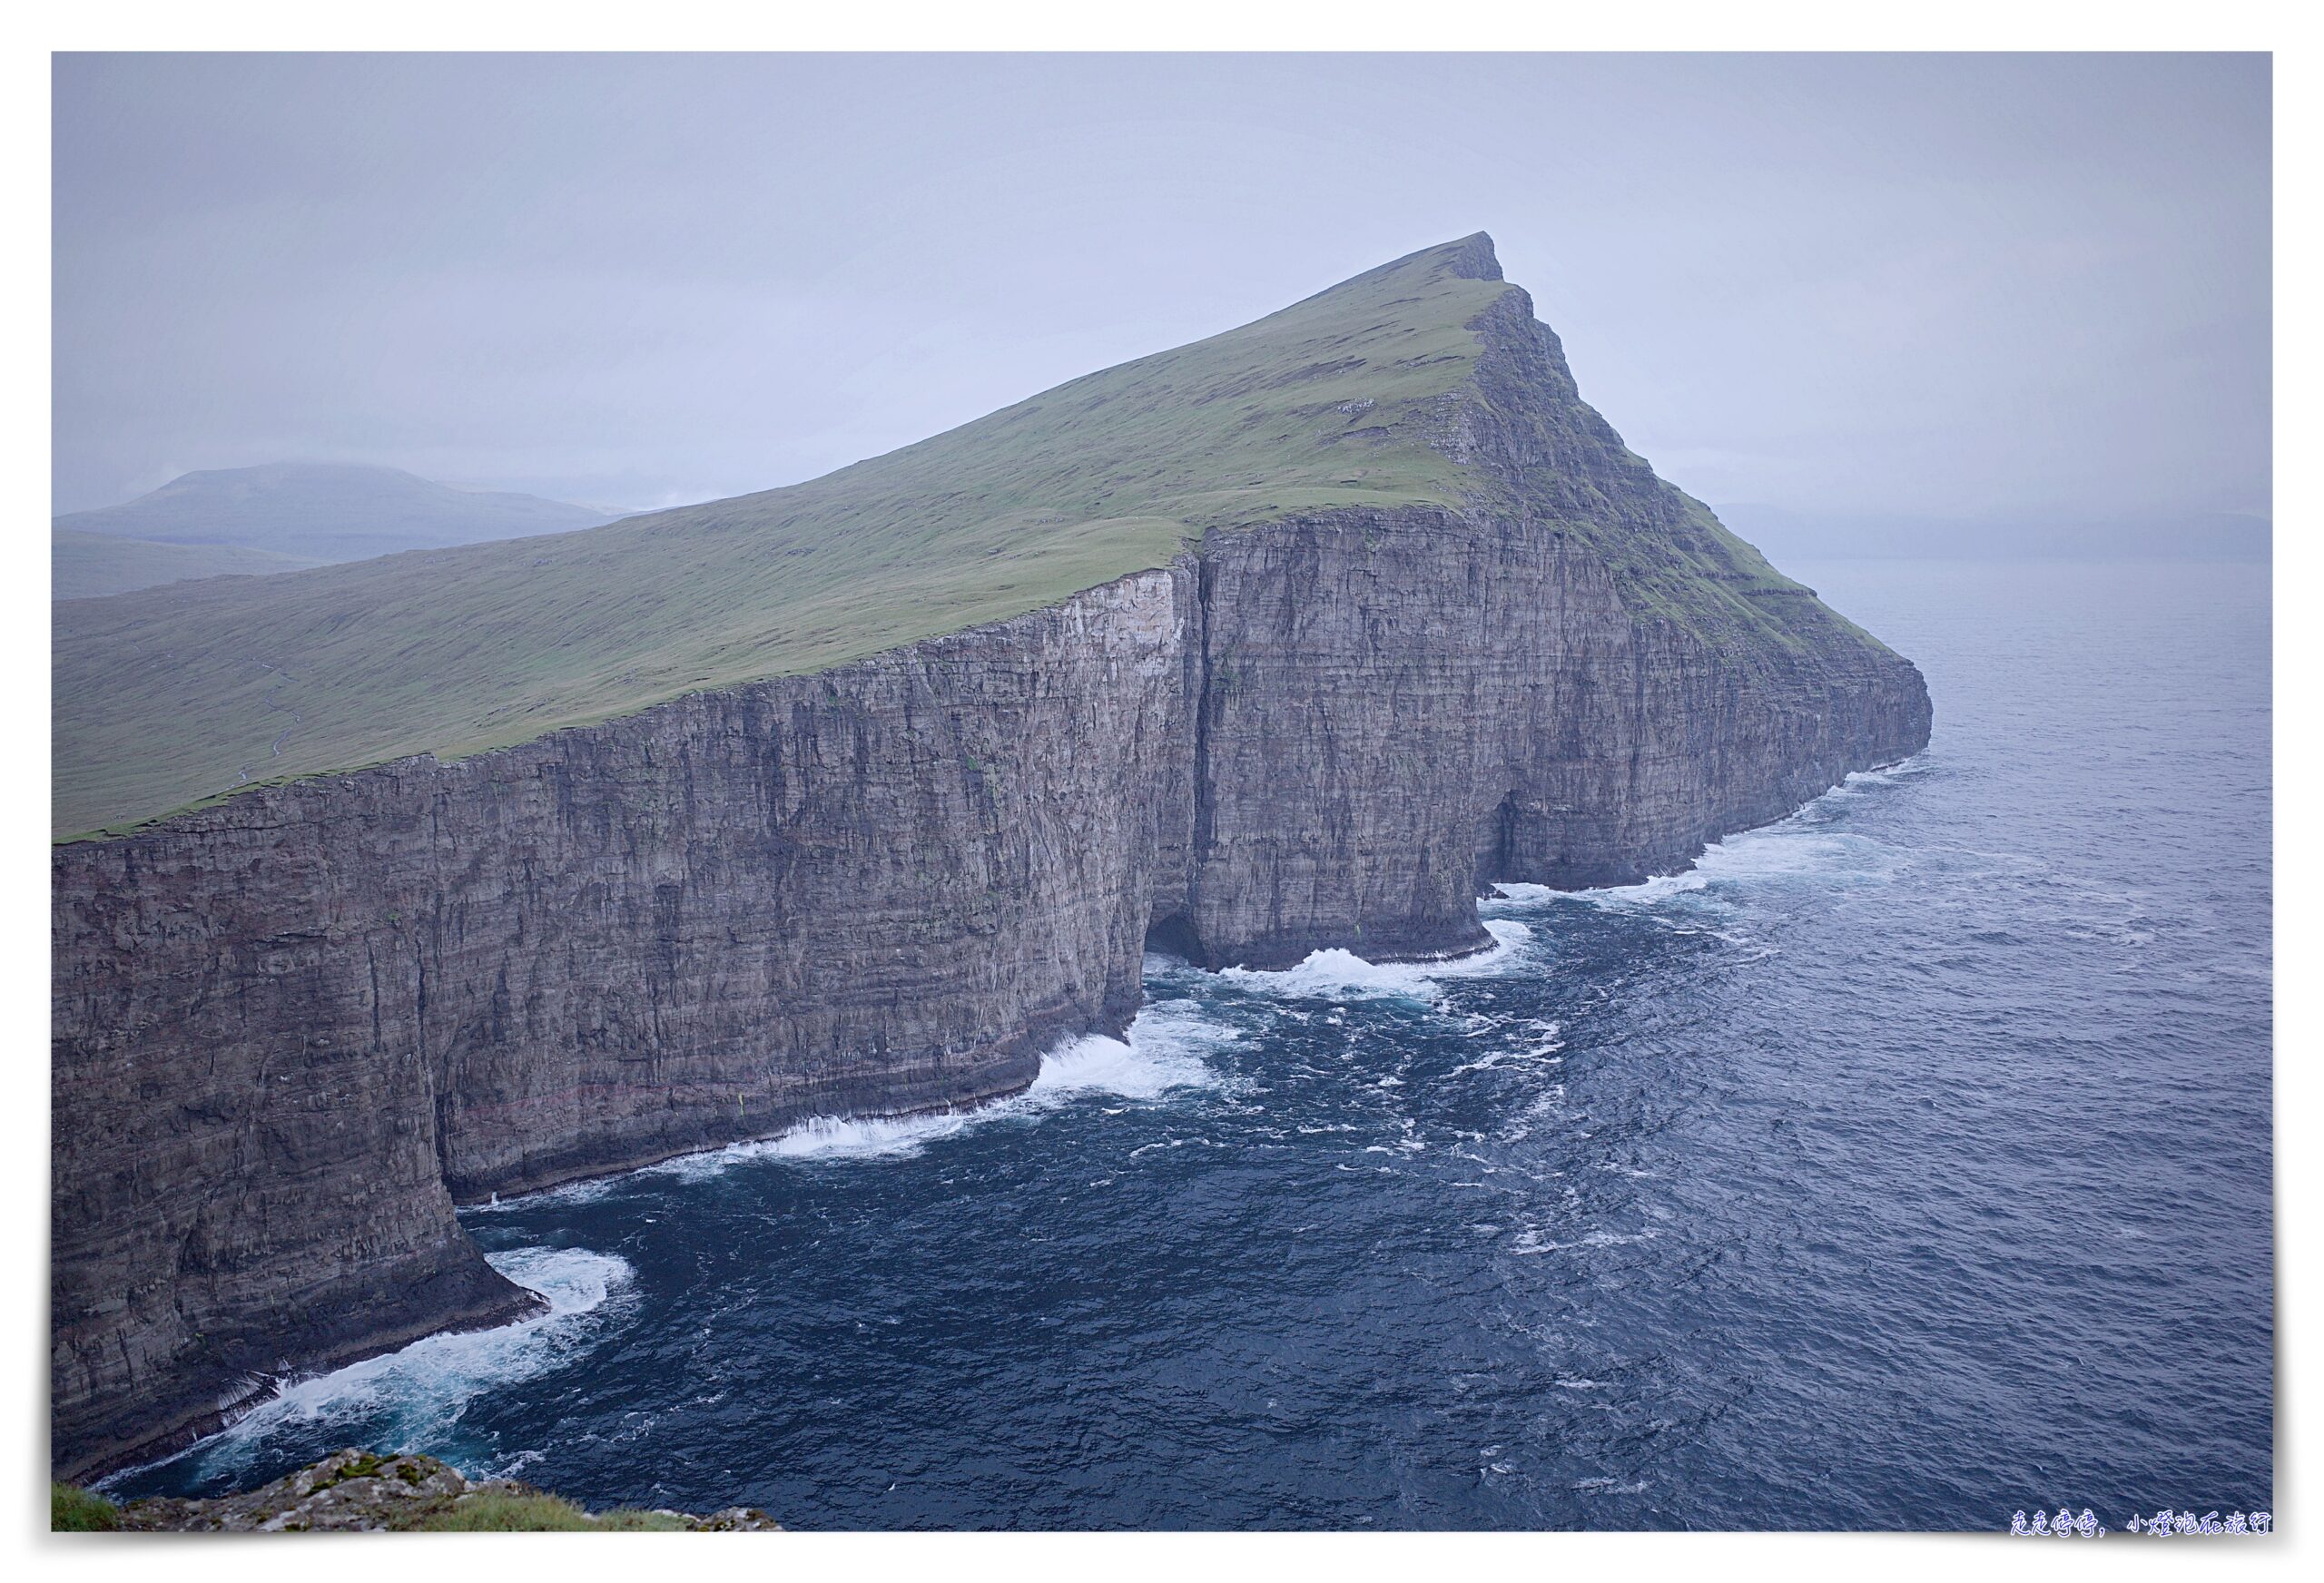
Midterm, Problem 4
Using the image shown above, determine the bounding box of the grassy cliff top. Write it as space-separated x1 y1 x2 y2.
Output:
54 236 1512 838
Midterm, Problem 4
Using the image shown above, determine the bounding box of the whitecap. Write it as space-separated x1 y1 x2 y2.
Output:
1572 1477 1651 1496
1506 1224 1650 1256
1446 1037 1564 1077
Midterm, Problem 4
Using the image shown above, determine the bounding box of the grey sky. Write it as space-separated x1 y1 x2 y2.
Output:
53 52 2270 525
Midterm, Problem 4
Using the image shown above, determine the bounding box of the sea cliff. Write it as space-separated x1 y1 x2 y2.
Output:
50 238 1930 1480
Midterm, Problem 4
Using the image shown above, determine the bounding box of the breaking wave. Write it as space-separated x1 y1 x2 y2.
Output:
1029 1007 1226 1101
647 1000 1235 1177
1217 918 1533 1000
103 1246 634 1490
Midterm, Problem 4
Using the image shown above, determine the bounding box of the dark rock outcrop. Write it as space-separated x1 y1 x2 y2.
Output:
49 243 1930 1481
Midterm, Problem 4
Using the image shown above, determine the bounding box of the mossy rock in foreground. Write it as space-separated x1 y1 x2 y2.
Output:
54 1448 776 1533
409 1491 694 1532
51 1481 120 1531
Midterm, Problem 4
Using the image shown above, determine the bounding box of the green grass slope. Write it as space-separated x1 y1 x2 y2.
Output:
53 527 321 601
54 237 1512 838
50 1480 119 1531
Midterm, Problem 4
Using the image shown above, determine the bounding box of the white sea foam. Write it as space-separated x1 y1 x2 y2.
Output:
1553 823 1904 916
1030 1005 1226 1103
1217 919 1532 1000
465 1173 623 1215
645 1000 1235 1177
1507 1226 1654 1255
1448 1040 1564 1079
1572 1477 1651 1496
1813 755 1931 801
1697 828 1902 887
106 1246 635 1490
1486 762 1920 918
696 1109 981 1168
1571 868 1713 907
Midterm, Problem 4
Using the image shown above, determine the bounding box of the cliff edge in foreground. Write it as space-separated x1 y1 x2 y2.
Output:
54 1449 777 1531
51 235 1930 1480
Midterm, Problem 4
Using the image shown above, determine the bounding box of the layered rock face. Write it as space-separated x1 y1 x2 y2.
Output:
1164 506 1925 968
50 253 1929 1481
53 569 1196 1479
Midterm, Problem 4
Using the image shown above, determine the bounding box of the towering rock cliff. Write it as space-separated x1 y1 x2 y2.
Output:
50 235 1929 1480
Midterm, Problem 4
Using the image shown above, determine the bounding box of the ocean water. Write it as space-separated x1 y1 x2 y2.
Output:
111 557 2273 1530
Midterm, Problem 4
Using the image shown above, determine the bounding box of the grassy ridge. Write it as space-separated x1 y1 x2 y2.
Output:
54 238 1510 838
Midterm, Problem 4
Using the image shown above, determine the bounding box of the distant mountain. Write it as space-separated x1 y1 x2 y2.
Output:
54 462 619 566
1713 503 2271 565
53 528 320 601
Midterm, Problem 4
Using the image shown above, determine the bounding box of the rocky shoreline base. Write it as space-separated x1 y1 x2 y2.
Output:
53 1449 778 1533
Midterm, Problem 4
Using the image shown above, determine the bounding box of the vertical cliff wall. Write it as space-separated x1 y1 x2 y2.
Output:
53 569 1196 1478
51 263 1930 1481
1160 506 1925 968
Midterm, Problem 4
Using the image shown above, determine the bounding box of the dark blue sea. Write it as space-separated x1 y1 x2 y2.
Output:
111 557 2274 1530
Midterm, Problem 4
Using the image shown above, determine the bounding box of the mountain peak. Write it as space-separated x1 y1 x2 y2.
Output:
1443 231 1502 280
1367 231 1501 283
1292 233 1505 314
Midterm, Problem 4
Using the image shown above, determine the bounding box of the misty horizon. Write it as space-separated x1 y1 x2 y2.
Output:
54 53 2268 536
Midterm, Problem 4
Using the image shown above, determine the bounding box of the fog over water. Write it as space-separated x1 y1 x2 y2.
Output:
54 53 2269 553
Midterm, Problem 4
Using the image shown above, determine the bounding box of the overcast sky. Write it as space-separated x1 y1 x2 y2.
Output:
53 52 2270 524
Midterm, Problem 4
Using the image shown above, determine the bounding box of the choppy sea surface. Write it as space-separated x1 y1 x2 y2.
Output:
112 558 2272 1529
